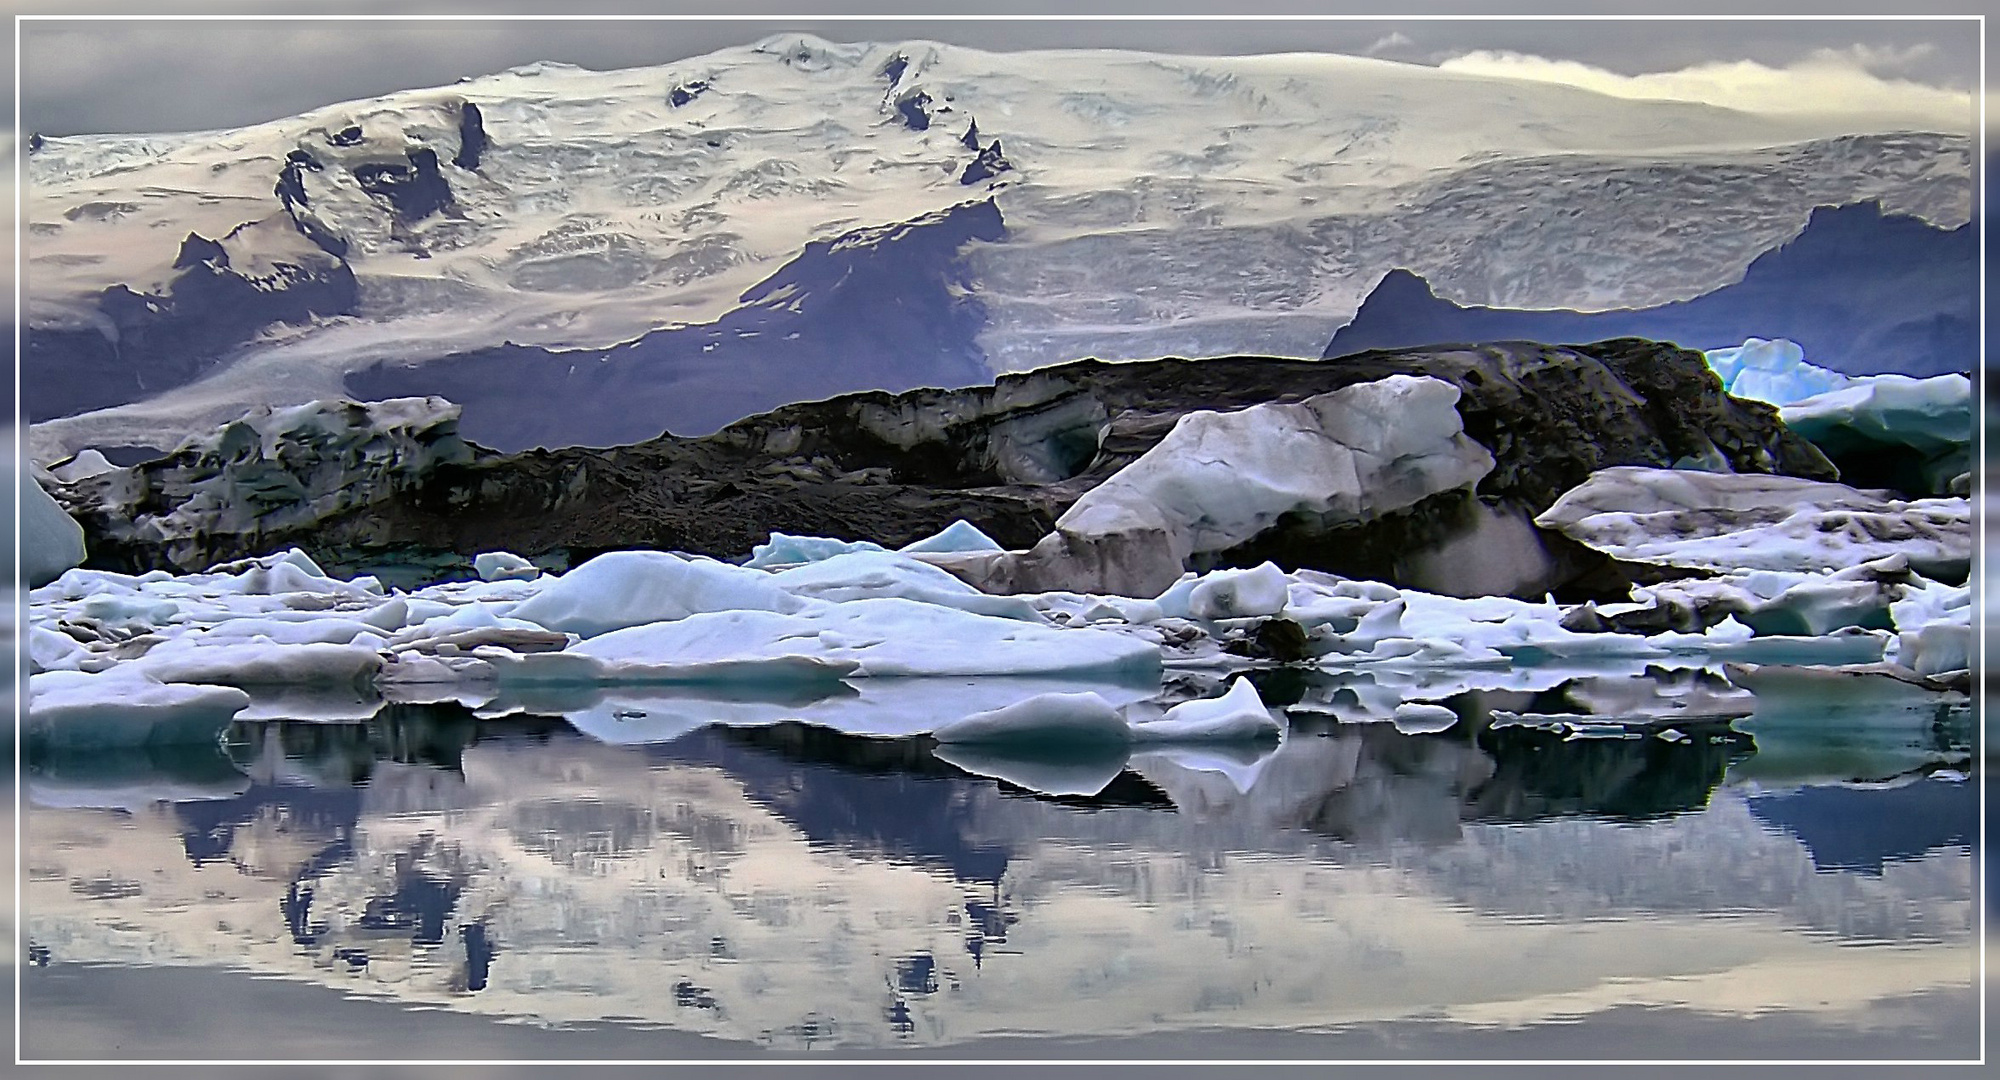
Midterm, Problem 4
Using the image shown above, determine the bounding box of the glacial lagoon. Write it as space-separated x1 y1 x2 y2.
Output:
21 670 1978 1059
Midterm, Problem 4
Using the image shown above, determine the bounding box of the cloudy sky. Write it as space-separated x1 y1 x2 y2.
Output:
13 7 1987 137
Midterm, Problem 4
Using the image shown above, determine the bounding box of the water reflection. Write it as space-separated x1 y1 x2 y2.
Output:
21 680 1977 1054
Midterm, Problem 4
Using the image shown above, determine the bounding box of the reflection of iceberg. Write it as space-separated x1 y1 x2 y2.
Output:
561 676 1160 745
27 743 253 810
22 706 1976 1050
930 742 1133 797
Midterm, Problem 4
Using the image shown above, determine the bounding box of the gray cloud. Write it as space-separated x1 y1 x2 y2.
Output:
12 9 1985 136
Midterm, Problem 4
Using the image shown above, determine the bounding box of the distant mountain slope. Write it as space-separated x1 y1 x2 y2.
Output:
1322 201 1975 376
346 199 1003 450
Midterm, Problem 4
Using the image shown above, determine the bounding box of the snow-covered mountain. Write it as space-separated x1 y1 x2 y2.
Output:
24 34 1973 455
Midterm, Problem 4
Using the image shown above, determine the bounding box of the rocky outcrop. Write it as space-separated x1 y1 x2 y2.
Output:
894 89 933 130
960 140 1011 185
23 214 360 423
75 340 1832 593
354 148 453 222
453 102 487 171
1324 202 1976 378
668 80 710 107
56 398 472 574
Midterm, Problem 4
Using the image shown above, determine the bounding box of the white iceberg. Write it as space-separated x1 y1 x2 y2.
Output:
1703 338 1852 406
27 668 251 749
510 549 806 637
1129 677 1282 742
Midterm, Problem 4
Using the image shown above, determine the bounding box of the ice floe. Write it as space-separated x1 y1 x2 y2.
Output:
1535 466 1969 580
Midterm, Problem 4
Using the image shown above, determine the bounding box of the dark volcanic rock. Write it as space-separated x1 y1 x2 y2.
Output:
453 102 487 171
346 199 1007 451
97 340 1832 590
960 140 1011 185
23 215 360 423
894 89 933 131
353 148 453 222
1324 201 1976 377
668 80 710 107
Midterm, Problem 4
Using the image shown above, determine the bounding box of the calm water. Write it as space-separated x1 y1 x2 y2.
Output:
20 673 1980 1060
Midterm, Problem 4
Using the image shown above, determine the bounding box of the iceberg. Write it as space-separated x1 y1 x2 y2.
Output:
26 669 250 749
1535 467 1969 580
1704 338 1852 406
23 468 87 588
1001 374 1494 598
510 549 806 637
1129 678 1282 742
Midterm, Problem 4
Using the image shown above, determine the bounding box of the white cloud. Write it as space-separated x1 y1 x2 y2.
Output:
1435 49 1972 133
1363 32 1415 58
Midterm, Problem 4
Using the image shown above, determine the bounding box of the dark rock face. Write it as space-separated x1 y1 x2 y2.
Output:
27 132 44 153
452 102 487 171
894 90 933 131
327 125 363 147
117 339 1830 589
880 54 909 84
172 232 229 270
346 199 1008 451
1324 201 1976 377
23 215 360 423
960 140 1011 185
960 118 981 150
668 80 710 107
353 148 453 222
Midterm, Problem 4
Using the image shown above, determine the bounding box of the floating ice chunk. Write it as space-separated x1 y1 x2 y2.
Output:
199 548 382 596
1898 622 1970 678
358 595 458 632
1703 338 1852 406
570 598 1160 680
1536 467 1969 579
1390 702 1459 734
1186 562 1290 620
1709 628 1889 667
23 468 87 588
27 668 250 749
1130 677 1280 742
771 550 1042 620
473 550 541 581
1781 373 1971 457
71 592 181 631
511 549 806 637
744 532 885 569
932 691 1130 746
133 640 386 689
899 519 1004 554
29 626 89 673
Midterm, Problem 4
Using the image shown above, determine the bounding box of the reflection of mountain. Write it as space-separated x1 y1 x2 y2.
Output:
1322 202 1976 377
1747 779 1976 874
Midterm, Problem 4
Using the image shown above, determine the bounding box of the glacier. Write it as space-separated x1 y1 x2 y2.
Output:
22 36 1972 456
